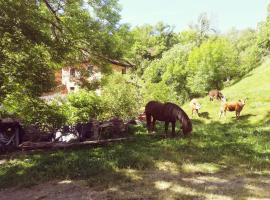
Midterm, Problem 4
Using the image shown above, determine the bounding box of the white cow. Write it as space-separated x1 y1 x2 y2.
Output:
189 98 201 116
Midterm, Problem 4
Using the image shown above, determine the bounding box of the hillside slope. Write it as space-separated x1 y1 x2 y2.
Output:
183 58 270 124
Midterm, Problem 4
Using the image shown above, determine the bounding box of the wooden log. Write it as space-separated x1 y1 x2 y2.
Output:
19 137 131 151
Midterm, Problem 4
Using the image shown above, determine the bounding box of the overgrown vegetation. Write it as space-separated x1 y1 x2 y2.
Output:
1 1 270 198
1 61 270 199
1 1 270 129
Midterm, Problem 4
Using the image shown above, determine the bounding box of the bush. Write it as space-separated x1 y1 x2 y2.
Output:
0 91 66 132
142 81 180 105
61 89 102 124
100 73 142 120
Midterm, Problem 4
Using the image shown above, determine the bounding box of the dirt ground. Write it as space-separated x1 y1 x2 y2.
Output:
1 169 270 200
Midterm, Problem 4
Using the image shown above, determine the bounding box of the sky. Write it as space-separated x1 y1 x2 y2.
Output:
118 0 270 33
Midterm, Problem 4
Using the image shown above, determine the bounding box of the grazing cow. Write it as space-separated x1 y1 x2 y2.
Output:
189 98 201 116
54 125 79 143
220 98 247 119
209 89 224 101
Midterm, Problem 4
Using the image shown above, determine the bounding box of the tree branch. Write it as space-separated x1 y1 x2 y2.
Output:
42 0 62 24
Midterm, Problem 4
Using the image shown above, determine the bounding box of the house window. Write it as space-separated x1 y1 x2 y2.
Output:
88 65 94 77
70 87 75 91
122 67 126 74
70 68 76 77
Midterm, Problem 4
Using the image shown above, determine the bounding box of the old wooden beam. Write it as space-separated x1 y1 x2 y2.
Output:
19 137 131 151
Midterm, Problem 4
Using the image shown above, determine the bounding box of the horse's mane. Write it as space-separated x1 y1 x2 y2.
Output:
164 102 192 134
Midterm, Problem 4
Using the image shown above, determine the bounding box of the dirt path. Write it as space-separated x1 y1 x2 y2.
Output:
1 169 270 200
0 180 99 200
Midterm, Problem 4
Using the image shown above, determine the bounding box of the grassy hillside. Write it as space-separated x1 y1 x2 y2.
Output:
183 58 270 124
1 59 270 199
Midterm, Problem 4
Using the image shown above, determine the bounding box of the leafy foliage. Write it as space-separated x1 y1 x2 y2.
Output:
187 38 238 95
127 22 177 66
143 43 194 103
0 0 123 101
257 5 270 55
61 89 103 124
100 73 142 120
0 91 66 132
142 81 179 104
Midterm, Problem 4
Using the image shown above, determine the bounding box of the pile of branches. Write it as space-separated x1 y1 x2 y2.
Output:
18 117 137 151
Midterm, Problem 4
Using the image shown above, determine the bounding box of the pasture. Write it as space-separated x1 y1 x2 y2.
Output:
1 60 270 199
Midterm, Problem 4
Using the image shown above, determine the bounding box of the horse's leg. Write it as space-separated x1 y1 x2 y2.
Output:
165 121 169 137
146 113 152 133
152 118 156 132
171 122 176 137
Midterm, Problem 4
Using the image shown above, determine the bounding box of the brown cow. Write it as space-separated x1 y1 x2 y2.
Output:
219 98 247 119
189 98 201 116
209 89 225 101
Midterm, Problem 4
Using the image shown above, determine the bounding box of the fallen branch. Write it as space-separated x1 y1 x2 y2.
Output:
19 137 131 151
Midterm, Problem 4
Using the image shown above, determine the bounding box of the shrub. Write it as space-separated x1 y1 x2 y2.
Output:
0 91 66 132
142 81 180 105
100 73 142 120
61 89 103 124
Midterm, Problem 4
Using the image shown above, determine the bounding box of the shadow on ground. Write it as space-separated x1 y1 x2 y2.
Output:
1 113 270 199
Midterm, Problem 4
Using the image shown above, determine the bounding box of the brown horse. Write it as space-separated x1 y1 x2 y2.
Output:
145 101 192 137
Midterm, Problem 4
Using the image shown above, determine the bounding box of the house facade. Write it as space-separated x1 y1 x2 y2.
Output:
41 60 133 100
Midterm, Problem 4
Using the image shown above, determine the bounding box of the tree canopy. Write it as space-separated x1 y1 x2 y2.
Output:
1 1 270 130
0 0 123 100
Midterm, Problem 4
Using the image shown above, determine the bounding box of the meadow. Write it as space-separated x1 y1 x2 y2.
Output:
0 59 270 199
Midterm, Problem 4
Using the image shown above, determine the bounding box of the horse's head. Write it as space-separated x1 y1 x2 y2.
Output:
182 121 192 135
178 113 192 135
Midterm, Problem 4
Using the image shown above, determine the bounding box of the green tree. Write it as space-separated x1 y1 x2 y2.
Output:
188 12 217 45
0 0 122 102
187 38 238 95
226 28 262 77
128 22 177 66
257 4 270 55
142 43 194 102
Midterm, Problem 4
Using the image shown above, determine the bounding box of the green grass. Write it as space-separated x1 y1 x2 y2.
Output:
1 59 270 199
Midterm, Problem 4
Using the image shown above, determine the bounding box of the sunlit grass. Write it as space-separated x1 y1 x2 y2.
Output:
0 59 270 199
182 162 221 174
